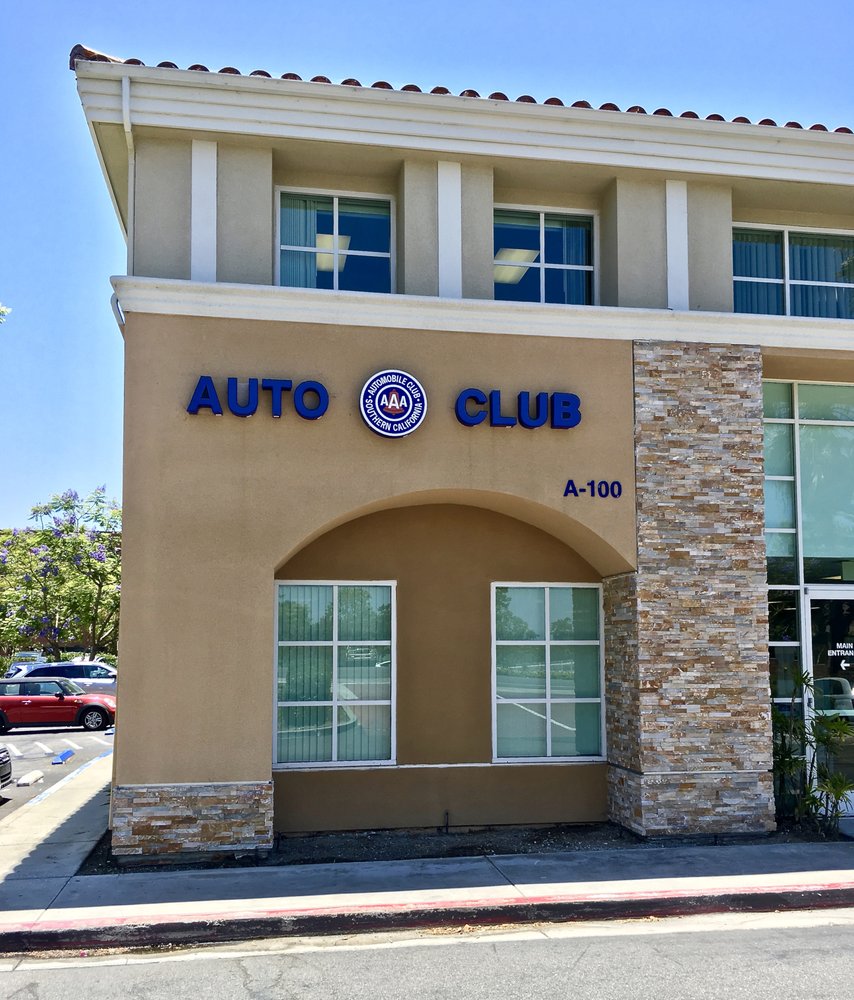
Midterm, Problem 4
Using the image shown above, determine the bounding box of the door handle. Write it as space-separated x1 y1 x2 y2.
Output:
21 700 32 705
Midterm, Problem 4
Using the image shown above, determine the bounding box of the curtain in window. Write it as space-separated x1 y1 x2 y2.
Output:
280 194 323 288
733 229 783 279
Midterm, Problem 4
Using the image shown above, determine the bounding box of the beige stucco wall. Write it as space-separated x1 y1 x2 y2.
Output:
398 160 438 295
273 503 606 830
461 164 494 299
115 314 637 788
598 178 667 309
276 764 607 832
132 137 191 279
688 183 733 312
217 144 273 285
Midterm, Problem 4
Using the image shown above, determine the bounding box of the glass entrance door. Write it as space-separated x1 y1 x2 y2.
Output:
806 590 854 812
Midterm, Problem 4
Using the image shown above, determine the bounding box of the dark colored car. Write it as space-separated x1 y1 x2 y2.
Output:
0 678 116 733
0 744 11 788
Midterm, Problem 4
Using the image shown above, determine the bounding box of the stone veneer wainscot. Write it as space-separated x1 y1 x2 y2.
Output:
112 781 274 854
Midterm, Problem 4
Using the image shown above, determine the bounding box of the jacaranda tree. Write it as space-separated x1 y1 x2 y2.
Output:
0 487 121 658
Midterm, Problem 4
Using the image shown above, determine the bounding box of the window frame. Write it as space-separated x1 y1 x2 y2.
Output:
274 186 397 293
493 203 599 306
734 222 854 318
490 582 606 764
764 378 854 711
272 579 397 771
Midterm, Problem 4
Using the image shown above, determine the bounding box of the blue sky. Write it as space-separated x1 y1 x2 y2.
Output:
2 1 852 527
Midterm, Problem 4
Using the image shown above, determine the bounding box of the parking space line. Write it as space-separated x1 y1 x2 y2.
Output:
6 745 22 757
88 736 112 746
63 739 83 750
34 742 53 754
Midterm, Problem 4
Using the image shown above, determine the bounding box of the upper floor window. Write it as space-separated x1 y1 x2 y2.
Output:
278 191 393 293
734 227 854 319
493 209 594 305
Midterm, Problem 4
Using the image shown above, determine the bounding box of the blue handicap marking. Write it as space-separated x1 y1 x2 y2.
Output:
51 749 76 765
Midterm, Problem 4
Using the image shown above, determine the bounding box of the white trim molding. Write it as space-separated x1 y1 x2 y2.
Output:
665 179 689 311
190 140 217 282
111 275 854 353
437 161 463 298
76 64 854 188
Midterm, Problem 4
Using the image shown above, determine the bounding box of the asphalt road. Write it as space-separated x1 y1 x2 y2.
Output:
2 909 853 998
0 726 114 817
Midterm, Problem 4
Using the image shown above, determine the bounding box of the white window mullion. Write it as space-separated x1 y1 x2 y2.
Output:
544 586 552 757
783 229 792 316
331 585 339 762
332 196 340 292
539 214 546 304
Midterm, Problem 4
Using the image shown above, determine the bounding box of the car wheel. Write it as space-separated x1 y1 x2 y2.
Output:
0 718 9 735
81 708 108 731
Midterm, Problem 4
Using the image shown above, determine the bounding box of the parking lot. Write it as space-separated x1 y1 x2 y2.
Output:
0 726 114 818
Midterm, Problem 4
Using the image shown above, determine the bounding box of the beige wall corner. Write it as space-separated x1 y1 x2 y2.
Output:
217 145 274 285
398 160 438 296
461 164 494 300
133 137 191 279
688 183 734 312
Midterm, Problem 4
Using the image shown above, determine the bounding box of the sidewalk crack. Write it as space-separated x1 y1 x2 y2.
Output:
482 853 517 889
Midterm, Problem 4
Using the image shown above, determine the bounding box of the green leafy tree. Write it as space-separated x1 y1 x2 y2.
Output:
0 303 9 323
0 487 121 658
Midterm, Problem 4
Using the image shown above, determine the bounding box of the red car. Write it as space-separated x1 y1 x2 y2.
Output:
0 677 115 733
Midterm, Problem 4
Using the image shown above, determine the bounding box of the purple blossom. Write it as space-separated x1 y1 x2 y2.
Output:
92 546 107 564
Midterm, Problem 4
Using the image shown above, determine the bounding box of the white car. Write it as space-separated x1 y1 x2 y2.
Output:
4 659 116 695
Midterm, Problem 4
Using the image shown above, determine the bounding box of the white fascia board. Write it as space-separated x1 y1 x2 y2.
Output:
75 65 854 187
110 276 854 354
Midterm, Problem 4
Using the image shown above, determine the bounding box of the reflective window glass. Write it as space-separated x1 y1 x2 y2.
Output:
764 423 794 477
768 591 800 643
496 645 546 699
734 281 784 315
733 229 783 279
543 215 592 266
550 588 598 640
764 480 796 529
789 234 854 284
763 382 793 419
798 384 854 422
494 585 602 759
280 193 391 292
799 425 854 562
544 269 592 306
494 210 594 305
495 587 545 640
337 198 390 254
276 583 393 766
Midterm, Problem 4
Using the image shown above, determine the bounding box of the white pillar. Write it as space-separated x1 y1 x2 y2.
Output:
437 161 463 299
665 179 689 311
191 140 218 283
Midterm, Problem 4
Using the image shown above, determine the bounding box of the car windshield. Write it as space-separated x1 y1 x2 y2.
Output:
58 679 85 695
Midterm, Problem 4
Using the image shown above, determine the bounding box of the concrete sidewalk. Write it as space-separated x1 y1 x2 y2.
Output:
2 761 854 953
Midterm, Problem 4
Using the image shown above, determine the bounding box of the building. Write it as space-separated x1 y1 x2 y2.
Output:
70 43 854 855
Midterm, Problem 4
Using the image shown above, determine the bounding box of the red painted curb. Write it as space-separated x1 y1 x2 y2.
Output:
3 881 854 953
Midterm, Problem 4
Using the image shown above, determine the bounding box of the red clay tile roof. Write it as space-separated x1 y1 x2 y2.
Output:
68 44 853 134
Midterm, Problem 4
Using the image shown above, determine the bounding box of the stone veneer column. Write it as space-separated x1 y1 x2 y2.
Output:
604 341 775 836
112 782 274 854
